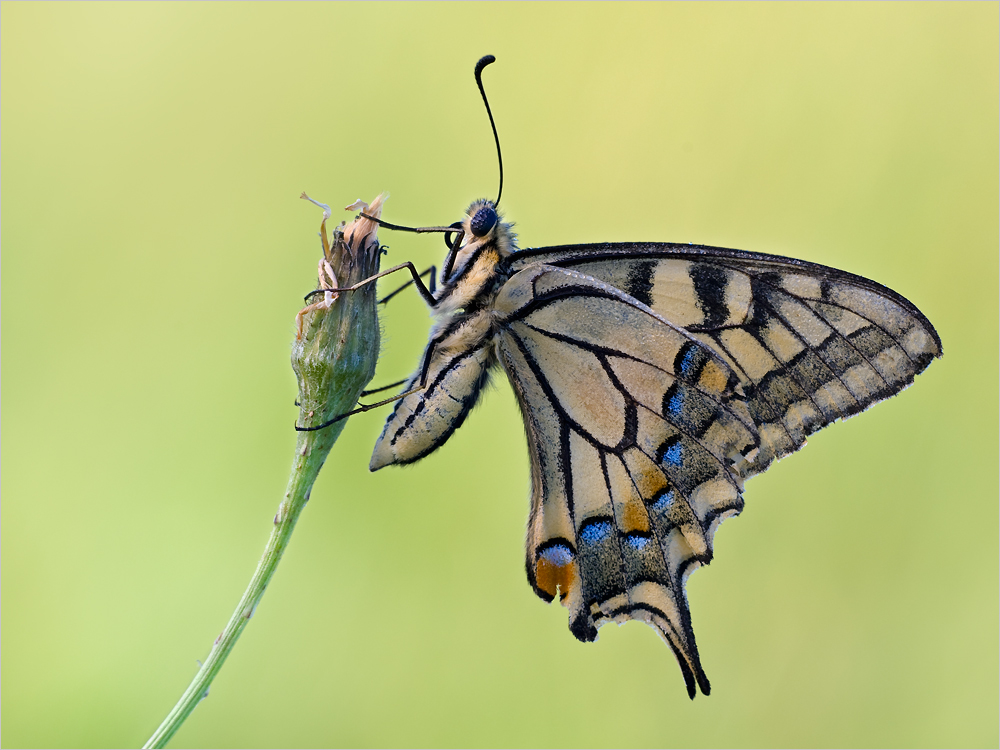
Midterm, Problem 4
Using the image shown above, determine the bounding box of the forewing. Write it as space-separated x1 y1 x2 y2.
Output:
370 311 496 469
510 243 941 475
494 265 760 698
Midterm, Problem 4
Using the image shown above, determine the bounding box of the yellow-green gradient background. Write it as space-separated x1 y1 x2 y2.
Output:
2 3 996 747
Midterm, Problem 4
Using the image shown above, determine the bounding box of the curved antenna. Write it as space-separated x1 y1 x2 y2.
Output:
474 55 503 207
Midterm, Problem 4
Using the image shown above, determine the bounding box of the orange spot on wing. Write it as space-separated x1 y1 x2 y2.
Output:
535 558 577 600
631 462 669 501
621 498 651 533
698 360 729 394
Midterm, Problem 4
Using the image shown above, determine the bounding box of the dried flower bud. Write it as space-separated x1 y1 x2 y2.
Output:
291 194 385 447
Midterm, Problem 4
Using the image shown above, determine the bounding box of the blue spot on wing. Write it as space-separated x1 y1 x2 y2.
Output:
539 544 573 566
662 441 683 467
580 520 612 544
677 344 702 377
626 534 650 550
665 389 686 418
650 489 675 513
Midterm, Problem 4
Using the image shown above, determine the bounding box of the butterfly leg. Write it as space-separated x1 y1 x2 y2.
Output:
297 271 494 434
296 313 460 432
341 323 456 413
293 381 412 421
378 265 437 306
296 275 463 432
302 262 438 307
294 383 429 432
359 379 410 397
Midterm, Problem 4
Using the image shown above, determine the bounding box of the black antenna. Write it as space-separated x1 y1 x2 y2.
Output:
475 55 503 207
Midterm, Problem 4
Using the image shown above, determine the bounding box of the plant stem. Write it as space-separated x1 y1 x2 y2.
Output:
143 196 384 748
143 425 340 749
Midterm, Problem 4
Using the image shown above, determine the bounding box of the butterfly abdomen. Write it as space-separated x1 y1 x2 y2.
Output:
369 311 496 470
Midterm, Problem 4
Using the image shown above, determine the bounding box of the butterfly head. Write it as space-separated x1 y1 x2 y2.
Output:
444 198 515 273
458 199 514 253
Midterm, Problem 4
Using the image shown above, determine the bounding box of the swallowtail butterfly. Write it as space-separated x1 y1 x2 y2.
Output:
364 56 941 698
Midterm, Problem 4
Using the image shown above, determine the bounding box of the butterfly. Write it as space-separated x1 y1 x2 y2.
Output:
364 57 942 699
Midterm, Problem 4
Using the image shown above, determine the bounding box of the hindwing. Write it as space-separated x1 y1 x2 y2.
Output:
493 265 761 698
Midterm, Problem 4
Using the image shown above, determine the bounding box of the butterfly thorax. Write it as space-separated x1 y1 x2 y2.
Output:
434 200 517 317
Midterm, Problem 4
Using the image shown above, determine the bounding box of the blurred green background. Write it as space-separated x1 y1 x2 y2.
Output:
2 2 997 748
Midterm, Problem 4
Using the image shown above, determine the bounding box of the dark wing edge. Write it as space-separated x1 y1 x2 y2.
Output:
510 241 942 355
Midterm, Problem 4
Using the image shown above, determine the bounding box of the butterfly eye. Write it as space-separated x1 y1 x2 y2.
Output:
470 206 498 237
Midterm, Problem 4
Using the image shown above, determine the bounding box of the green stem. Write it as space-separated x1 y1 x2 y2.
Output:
143 197 383 748
143 425 342 749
